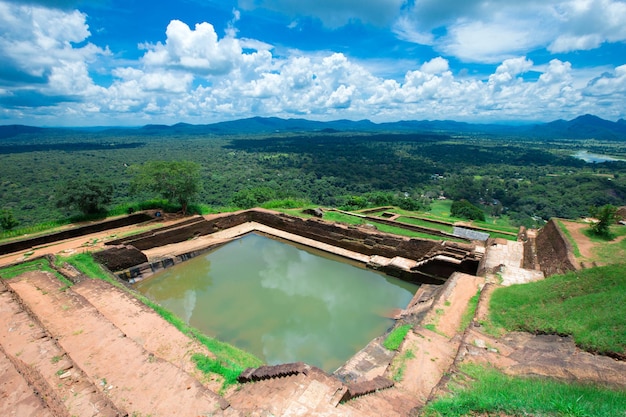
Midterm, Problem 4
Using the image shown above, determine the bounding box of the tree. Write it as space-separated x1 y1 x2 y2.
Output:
0 209 19 230
55 178 113 216
589 204 617 238
130 160 202 215
450 199 486 221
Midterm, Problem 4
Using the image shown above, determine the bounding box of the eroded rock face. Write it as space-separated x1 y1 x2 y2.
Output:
302 208 324 218
464 330 626 387
532 219 578 276
93 245 148 272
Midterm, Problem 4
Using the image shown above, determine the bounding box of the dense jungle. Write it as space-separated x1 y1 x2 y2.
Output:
1 121 626 229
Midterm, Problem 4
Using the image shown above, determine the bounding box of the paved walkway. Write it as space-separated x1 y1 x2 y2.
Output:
481 240 544 286
143 222 373 265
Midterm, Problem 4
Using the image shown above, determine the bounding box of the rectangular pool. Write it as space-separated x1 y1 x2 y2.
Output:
134 232 418 372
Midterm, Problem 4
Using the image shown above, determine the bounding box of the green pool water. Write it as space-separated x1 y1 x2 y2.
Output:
134 232 418 372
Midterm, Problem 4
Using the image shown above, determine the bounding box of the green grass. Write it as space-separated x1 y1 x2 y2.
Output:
458 290 481 333
396 216 454 233
395 200 518 238
383 324 413 351
582 224 626 243
323 211 466 242
58 252 263 384
0 220 72 242
191 354 243 391
489 264 626 355
391 349 415 382
0 199 213 243
260 198 312 210
594 236 626 266
557 219 583 258
428 200 453 219
0 257 72 288
422 362 626 417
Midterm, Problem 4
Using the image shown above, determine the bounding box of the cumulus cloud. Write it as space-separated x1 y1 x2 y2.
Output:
548 0 626 52
584 64 626 96
396 0 626 63
238 0 405 28
1 1 625 125
141 20 243 76
97 44 625 125
0 1 107 106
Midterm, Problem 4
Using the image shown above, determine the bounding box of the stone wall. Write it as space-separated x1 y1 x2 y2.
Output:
107 209 481 283
93 245 149 272
107 209 447 261
249 209 444 261
0 212 154 256
532 219 578 276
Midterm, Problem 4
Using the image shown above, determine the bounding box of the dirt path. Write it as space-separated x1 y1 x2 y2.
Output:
559 220 595 260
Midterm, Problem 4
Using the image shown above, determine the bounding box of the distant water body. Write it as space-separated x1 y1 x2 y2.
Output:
573 150 625 163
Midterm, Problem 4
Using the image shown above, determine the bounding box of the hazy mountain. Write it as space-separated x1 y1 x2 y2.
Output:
526 114 626 140
2 114 625 140
0 125 48 139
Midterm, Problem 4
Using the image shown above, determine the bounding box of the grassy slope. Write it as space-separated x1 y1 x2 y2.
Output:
424 264 626 416
489 264 626 355
422 363 626 417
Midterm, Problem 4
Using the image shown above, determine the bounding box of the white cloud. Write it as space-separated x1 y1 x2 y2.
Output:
0 1 108 112
584 64 626 96
420 57 449 74
549 0 626 52
1 1 624 125
141 20 242 76
396 0 626 63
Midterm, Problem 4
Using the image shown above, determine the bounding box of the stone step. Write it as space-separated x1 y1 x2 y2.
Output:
8 271 228 417
343 385 420 417
72 277 227 403
237 362 311 383
0 278 120 417
340 376 394 402
229 370 354 416
0 346 55 417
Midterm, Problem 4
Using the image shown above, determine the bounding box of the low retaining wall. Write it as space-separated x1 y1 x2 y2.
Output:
0 212 154 256
106 209 481 283
108 209 448 260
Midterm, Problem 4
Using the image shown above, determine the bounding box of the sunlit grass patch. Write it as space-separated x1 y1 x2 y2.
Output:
489 264 626 356
0 257 71 288
383 324 412 351
422 363 626 417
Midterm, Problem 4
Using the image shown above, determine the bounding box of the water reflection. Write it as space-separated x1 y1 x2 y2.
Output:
573 150 625 163
135 233 418 372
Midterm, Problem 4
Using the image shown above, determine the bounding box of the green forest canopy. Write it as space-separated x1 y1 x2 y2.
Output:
1 129 625 227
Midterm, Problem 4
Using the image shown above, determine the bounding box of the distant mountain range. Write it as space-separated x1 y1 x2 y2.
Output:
2 114 626 141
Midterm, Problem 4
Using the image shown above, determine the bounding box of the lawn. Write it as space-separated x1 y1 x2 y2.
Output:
489 263 626 356
423 363 626 417
322 211 465 242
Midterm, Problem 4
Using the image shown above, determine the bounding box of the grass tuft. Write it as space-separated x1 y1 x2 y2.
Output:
458 290 481 333
0 258 71 287
383 324 412 351
191 354 243 390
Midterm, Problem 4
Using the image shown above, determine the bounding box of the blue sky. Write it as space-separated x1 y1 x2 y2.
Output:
1 0 625 126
